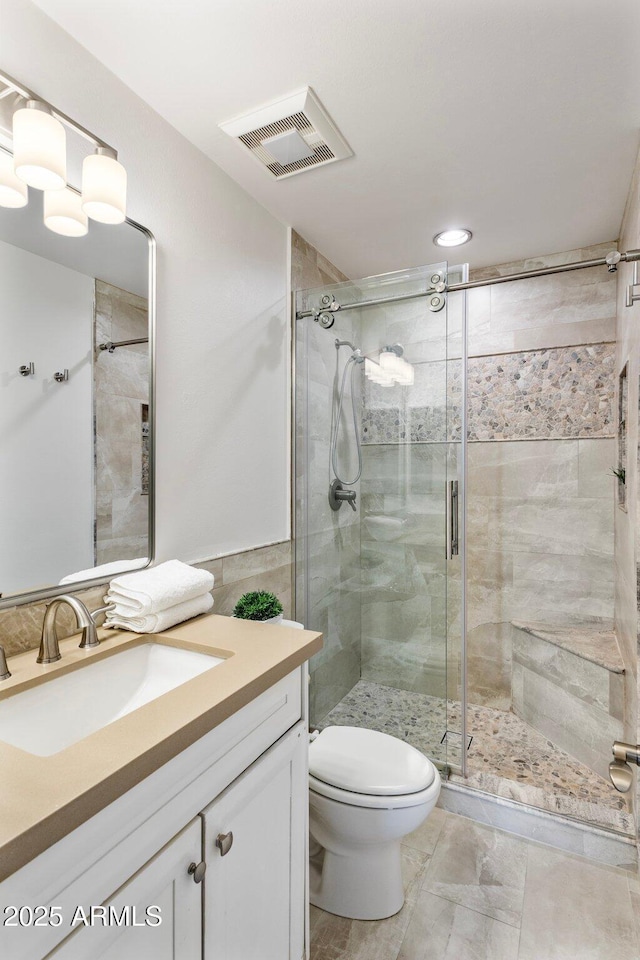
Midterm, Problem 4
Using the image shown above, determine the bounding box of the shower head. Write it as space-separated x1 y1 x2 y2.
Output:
335 338 364 362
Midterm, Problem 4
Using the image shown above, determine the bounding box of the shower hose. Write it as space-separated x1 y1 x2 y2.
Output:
330 351 362 486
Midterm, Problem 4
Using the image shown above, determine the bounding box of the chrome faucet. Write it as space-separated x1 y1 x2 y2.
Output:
37 595 108 664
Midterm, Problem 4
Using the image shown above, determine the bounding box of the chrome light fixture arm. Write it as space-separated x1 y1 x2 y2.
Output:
0 68 128 228
0 68 117 155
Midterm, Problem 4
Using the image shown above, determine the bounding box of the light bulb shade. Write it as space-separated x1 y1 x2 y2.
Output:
13 106 67 191
44 187 88 237
365 358 385 381
378 350 396 372
0 151 28 208
82 152 126 224
379 350 403 379
366 358 394 386
395 359 415 386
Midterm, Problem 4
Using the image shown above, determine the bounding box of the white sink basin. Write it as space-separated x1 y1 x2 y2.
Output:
0 642 224 757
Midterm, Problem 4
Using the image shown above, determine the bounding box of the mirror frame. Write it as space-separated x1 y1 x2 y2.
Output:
0 217 156 609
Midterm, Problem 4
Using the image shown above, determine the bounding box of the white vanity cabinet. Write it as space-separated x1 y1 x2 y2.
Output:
48 819 203 960
202 723 306 960
0 667 309 960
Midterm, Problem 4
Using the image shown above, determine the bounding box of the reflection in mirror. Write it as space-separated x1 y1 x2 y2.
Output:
0 192 153 600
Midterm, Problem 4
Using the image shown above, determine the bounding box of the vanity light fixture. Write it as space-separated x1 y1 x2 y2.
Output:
379 348 403 379
0 148 27 207
12 100 67 191
0 69 127 233
365 347 415 387
364 358 393 387
394 359 415 386
44 187 88 237
82 146 127 224
433 228 472 247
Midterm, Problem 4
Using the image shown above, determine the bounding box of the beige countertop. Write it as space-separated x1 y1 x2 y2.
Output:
0 613 322 882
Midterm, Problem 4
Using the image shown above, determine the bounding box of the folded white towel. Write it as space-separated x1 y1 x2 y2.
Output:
104 592 214 634
105 560 214 617
60 558 147 585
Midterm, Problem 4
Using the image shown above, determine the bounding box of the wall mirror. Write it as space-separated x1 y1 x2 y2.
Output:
0 72 155 606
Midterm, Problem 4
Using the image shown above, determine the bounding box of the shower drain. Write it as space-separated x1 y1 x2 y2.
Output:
440 730 474 751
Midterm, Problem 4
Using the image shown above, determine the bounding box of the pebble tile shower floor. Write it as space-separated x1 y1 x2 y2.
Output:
319 680 632 835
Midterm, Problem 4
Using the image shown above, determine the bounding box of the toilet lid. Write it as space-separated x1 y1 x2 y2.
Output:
309 726 435 796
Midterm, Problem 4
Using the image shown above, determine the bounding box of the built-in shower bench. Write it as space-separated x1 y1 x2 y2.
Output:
511 619 624 781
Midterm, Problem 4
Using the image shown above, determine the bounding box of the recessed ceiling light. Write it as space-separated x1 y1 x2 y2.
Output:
433 228 472 247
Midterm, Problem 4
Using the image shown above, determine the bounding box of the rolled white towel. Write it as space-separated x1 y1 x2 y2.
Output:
60 558 147 585
104 592 214 634
106 559 214 617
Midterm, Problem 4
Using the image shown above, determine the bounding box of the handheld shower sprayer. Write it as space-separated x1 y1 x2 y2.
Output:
330 338 364 495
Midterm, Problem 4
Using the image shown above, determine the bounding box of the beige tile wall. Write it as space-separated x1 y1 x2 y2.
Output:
292 230 363 724
465 244 618 710
94 280 149 564
197 541 292 618
468 438 616 708
0 541 293 660
615 141 640 843
468 241 617 357
291 229 350 291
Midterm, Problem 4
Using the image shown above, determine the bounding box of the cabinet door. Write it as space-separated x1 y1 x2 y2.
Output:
202 722 307 960
47 819 202 960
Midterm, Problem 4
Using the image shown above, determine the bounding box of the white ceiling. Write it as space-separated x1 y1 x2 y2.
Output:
33 0 640 278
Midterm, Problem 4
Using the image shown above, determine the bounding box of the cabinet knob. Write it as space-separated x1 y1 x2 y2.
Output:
188 860 207 883
216 831 234 856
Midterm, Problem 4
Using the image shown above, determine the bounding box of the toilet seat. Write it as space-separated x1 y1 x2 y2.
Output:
309 772 439 809
309 726 436 807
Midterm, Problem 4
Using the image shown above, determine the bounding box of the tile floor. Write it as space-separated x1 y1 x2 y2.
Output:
309 809 640 960
319 681 632 834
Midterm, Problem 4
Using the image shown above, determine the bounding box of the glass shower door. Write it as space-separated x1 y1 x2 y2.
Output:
295 262 465 772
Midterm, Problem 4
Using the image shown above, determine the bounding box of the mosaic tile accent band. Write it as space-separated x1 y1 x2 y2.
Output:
467 342 615 441
361 342 615 443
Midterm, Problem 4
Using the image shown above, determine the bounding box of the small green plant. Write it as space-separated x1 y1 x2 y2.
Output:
612 467 626 484
233 590 283 622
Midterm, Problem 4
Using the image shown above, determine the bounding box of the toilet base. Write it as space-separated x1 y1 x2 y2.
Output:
309 839 405 921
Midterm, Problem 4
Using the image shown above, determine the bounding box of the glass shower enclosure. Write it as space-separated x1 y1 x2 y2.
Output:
294 263 466 773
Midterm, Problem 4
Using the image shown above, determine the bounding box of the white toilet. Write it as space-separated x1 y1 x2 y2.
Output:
308 725 441 921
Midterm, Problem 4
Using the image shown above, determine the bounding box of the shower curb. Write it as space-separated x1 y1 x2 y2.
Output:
439 781 638 873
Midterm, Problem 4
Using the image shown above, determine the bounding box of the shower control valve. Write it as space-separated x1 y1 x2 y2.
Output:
329 479 357 512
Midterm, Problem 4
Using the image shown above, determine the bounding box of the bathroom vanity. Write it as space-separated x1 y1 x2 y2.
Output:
0 614 322 960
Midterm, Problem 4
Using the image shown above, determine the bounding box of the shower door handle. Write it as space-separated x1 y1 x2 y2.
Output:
446 480 459 560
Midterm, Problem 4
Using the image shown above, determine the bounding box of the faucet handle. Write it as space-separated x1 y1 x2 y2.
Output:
79 603 115 648
90 604 114 625
0 645 11 681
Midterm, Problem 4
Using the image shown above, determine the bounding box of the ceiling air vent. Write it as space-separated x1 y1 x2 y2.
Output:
219 87 353 179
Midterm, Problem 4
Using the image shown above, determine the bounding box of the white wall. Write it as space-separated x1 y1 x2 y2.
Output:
0 0 290 565
0 240 94 593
